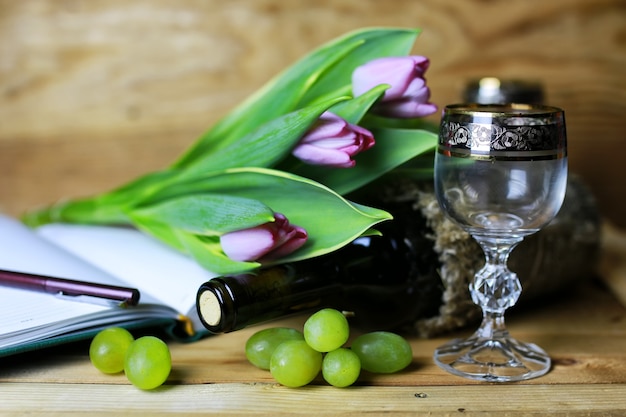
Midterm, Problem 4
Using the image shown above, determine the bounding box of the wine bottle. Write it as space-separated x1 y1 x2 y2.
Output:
197 195 444 333
462 77 545 105
197 176 601 335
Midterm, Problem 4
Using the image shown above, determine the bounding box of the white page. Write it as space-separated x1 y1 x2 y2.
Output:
0 215 131 285
0 215 111 336
1 285 106 335
36 223 219 315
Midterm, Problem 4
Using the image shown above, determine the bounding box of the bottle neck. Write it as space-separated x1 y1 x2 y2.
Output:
197 261 340 333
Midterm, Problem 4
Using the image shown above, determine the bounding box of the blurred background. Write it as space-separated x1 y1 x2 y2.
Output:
1 0 625 227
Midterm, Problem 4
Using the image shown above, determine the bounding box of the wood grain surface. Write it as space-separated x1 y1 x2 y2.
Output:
1 281 625 415
1 0 625 226
2 4 626 414
2 282 625 386
1 383 624 416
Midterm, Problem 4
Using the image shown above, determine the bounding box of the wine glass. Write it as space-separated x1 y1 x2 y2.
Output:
433 103 568 382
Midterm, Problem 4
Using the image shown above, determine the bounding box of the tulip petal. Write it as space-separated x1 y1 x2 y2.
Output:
220 227 276 262
403 78 428 98
260 225 308 261
352 57 416 99
409 55 430 73
301 117 347 143
351 55 436 119
292 143 355 168
220 212 309 262
312 133 358 149
292 112 374 168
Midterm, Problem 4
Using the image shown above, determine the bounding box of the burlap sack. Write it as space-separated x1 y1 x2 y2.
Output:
379 175 601 337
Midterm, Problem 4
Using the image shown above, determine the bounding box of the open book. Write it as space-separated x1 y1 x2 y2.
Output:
0 214 218 357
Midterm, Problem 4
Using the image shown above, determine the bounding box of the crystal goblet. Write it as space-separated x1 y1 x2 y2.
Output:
433 103 568 382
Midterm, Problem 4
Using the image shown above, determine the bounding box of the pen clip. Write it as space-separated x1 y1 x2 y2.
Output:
55 291 133 308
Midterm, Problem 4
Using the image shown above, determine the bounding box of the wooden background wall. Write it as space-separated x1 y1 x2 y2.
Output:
1 0 625 227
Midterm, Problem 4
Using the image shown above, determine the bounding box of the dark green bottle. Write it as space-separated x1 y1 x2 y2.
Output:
196 196 443 333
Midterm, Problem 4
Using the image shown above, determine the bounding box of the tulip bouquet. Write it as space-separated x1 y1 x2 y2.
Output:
24 27 439 275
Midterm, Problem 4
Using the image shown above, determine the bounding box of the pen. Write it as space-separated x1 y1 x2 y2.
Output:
0 268 140 307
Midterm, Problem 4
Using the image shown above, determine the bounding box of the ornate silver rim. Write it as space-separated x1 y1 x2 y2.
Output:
438 104 567 160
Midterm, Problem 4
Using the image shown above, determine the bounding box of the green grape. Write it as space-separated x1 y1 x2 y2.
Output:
270 340 322 387
322 348 361 388
89 327 134 374
124 336 171 390
245 327 304 370
351 331 413 374
303 308 349 352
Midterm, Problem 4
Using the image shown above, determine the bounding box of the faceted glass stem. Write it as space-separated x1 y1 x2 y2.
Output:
433 236 551 382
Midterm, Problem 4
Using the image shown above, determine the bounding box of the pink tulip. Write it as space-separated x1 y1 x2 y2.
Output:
220 213 308 262
292 112 374 168
352 56 438 118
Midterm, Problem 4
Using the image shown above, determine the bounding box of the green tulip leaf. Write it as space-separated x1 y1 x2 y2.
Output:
130 216 188 254
298 28 420 106
130 194 275 235
178 97 347 178
173 41 359 167
328 84 389 124
129 216 261 274
136 167 392 268
173 27 420 167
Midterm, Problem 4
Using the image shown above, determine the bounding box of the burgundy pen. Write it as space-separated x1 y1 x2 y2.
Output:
0 268 140 307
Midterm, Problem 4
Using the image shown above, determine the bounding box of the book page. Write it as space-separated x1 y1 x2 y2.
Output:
35 223 219 316
2 285 106 336
0 215 114 338
0 215 133 285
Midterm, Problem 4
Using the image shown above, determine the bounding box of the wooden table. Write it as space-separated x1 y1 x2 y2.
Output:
1 225 626 416
1 3 625 414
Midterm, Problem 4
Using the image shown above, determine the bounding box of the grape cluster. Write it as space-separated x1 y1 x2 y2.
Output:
89 327 171 390
245 308 413 388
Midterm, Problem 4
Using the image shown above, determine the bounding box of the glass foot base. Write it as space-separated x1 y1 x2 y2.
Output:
434 335 551 382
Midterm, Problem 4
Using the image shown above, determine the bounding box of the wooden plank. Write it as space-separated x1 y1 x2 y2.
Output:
0 0 625 226
1 282 625 386
1 382 624 416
